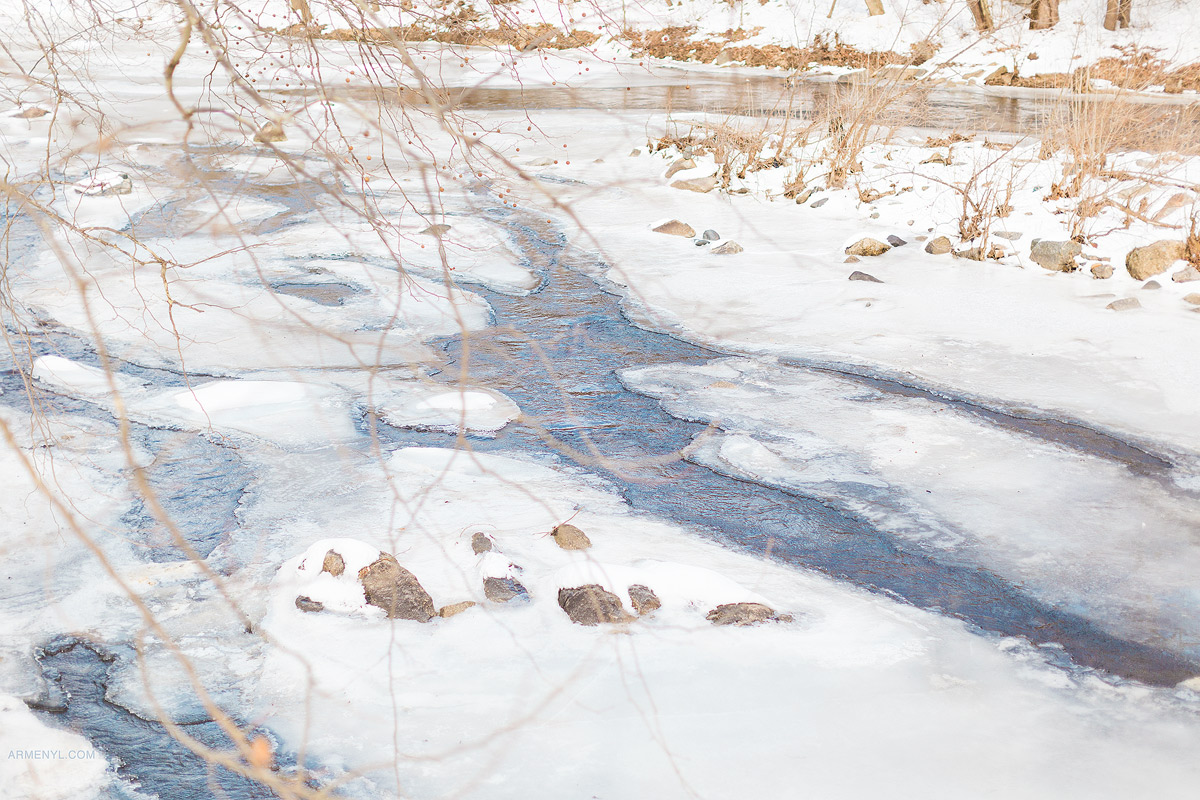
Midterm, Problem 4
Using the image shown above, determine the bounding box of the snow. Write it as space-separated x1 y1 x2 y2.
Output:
0 695 109 800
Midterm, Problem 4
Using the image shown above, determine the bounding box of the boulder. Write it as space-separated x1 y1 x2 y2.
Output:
358 554 436 621
295 595 324 613
470 532 493 555
664 157 697 179
925 236 953 255
627 585 662 616
706 603 792 626
420 223 451 237
671 175 719 193
483 576 529 603
849 271 883 283
886 235 907 247
438 601 476 618
321 549 345 577
551 522 592 550
653 220 696 237
1029 240 1082 272
16 106 48 119
1090 263 1114 279
1107 297 1142 311
1126 240 1186 280
844 238 890 257
712 241 743 255
702 229 720 241
253 121 287 143
1172 266 1200 283
557 585 635 625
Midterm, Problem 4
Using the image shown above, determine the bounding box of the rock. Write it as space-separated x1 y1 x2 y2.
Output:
629 148 641 157
794 187 818 204
664 157 696 179
1185 293 1200 305
955 247 985 262
713 50 735 66
321 549 345 577
358 554 436 621
253 121 287 143
915 235 928 242
811 197 829 208
551 522 592 550
1143 280 1162 290
671 175 719 193
438 601 476 618
483 576 529 603
712 241 743 255
73 171 132 197
844 238 890 257
1126 240 1187 280
925 236 953 255
694 239 711 247
987 245 1008 261
886 235 907 247
702 229 720 241
1090 263 1114 279
420 223 451 237
920 152 952 166
557 585 634 625
706 602 791 627
15 106 48 119
470 532 493 554
849 271 883 283
627 585 661 616
295 595 324 613
1029 240 1082 272
527 157 554 166
652 219 695 237
844 256 860 263
1107 297 1142 311
1172 266 1200 283
993 231 1022 241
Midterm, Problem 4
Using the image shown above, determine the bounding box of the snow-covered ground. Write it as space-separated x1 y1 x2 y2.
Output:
2 2 1200 798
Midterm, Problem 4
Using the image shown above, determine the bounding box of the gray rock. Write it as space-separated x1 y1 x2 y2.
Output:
1107 297 1142 311
470 532 493 555
438 601 476 618
702 229 720 241
321 549 345 577
253 121 287 143
628 585 661 616
849 271 883 283
1030 240 1082 272
844 256 860 263
925 236 953 255
712 241 743 255
558 585 635 625
1126 240 1186 280
295 595 324 613
652 219 696 237
1090 263 1114 279
706 602 792 627
671 175 719 193
420 223 451 237
695 239 711 247
359 553 436 622
551 523 592 550
1171 266 1200 283
886 235 907 247
993 231 1023 241
811 197 829 208
664 158 697 179
483 576 529 603
844 238 891 257
1143 280 1162 290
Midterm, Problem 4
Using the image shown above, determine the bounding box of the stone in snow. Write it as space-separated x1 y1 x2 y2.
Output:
711 241 743 255
849 271 883 283
706 602 792 626
1090 263 1114 279
811 197 829 208
702 229 720 241
1185 293 1200 305
925 236 953 255
844 256 860 263
653 219 696 237
551 522 592 550
1107 297 1142 311
295 595 324 613
993 231 1022 241
844 238 890 257
438 601 476 618
15 106 48 119
1126 240 1186 280
886 235 907 247
1029 240 1082 272
956 247 985 262
73 171 132 197
420 223 451 237
695 239 711 247
470 531 493 554
671 175 719 193
359 553 436 621
1171 266 1200 283
321 549 345 577
484 576 529 603
664 157 696 179
558 585 635 625
628 585 662 616
253 121 287 143
1143 280 1162 290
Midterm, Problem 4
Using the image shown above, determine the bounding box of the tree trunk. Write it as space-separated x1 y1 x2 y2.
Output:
967 0 993 31
1104 0 1132 31
1030 0 1059 30
865 0 885 16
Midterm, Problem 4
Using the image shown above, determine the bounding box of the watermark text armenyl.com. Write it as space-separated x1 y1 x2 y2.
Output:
8 749 100 760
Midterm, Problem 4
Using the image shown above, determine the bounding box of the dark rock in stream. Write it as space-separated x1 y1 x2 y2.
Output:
359 554 435 621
